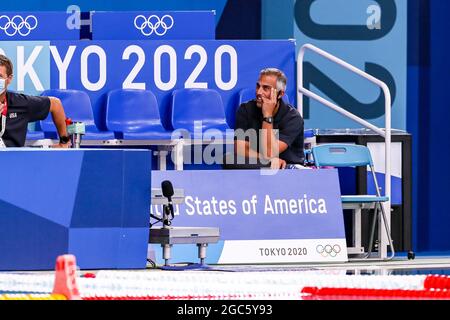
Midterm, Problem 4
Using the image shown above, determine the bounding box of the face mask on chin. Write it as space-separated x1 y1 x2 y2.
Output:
0 78 5 95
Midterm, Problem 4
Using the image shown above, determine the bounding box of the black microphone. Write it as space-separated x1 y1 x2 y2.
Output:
161 180 174 200
161 180 175 222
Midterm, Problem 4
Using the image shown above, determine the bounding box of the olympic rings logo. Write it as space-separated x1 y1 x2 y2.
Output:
316 244 341 257
0 15 38 37
134 15 174 36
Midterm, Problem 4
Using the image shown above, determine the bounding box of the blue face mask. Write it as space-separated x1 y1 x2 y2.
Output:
0 78 5 94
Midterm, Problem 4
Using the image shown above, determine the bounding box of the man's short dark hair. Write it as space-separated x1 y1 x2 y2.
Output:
259 68 287 92
0 54 13 76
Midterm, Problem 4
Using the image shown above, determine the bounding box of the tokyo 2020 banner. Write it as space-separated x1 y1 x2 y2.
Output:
0 40 296 130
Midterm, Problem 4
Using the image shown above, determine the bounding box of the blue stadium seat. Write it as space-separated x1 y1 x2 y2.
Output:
237 88 255 106
40 89 114 140
171 88 231 139
26 130 45 140
238 87 290 106
106 89 172 140
26 122 45 140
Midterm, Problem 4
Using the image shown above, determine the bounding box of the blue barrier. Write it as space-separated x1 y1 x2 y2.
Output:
151 169 347 264
91 11 215 40
0 149 151 270
0 12 80 40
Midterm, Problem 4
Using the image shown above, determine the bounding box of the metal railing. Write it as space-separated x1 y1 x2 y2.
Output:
297 43 392 259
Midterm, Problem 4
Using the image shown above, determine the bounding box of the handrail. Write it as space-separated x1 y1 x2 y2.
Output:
297 43 392 259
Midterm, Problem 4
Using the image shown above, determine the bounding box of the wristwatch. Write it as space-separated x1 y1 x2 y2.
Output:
59 135 70 144
263 117 273 124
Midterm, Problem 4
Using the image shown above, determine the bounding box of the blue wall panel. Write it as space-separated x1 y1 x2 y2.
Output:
0 149 151 270
427 0 450 251
293 0 407 130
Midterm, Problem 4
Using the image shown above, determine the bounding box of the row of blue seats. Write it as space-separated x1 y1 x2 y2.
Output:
27 88 290 142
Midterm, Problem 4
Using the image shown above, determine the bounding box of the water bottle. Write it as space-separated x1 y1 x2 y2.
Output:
303 129 316 166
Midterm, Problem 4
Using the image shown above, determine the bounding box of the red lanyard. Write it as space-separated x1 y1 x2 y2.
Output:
1 97 6 116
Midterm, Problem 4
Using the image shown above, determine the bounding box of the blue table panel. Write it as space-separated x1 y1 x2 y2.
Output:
0 149 151 270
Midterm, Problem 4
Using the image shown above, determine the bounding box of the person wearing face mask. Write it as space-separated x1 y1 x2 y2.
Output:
0 54 71 148
232 68 304 170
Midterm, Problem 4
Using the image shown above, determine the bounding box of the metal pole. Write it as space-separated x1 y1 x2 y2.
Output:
297 43 392 259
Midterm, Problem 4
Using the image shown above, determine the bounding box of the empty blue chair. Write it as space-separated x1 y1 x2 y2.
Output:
238 87 290 106
238 88 256 106
171 88 231 139
40 89 114 140
26 130 45 140
312 144 395 261
106 89 172 140
26 122 45 141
